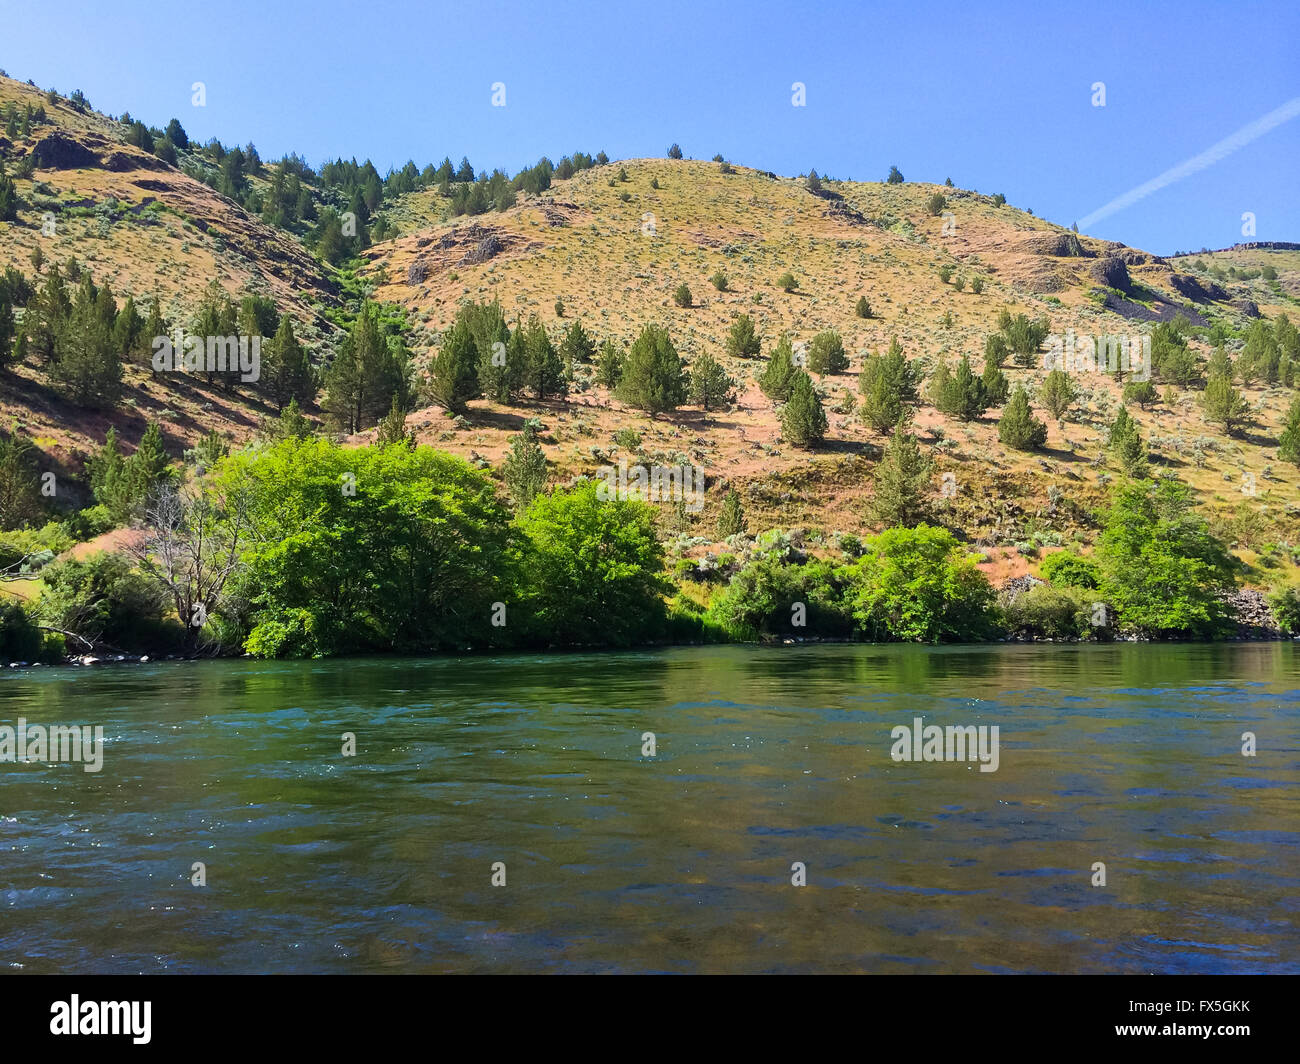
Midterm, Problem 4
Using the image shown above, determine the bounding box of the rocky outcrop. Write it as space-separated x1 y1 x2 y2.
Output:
1225 589 1284 639
1091 255 1132 292
1169 273 1229 302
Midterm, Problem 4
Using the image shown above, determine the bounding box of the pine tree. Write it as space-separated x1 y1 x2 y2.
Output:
559 320 595 372
717 489 746 538
1040 369 1078 420
1201 370 1251 435
808 330 848 375
759 335 798 401
1107 405 1148 476
931 354 988 421
0 431 43 530
90 427 132 522
127 421 171 506
855 296 872 319
725 314 762 359
688 351 735 411
858 337 919 434
519 316 565 400
322 302 409 432
997 386 1047 451
780 371 827 448
981 357 1008 407
617 324 687 414
430 316 482 412
0 292 13 371
1279 396 1300 467
870 426 932 527
595 339 623 389
52 273 122 406
261 314 315 412
501 422 548 508
375 394 414 448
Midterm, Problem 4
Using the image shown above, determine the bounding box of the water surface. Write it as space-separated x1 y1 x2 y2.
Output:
1 642 1297 973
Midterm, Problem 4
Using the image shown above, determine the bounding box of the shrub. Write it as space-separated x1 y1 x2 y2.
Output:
927 192 946 216
673 283 693 308
1003 584 1095 640
775 272 798 293
807 330 848 375
1267 584 1300 633
1040 550 1101 589
710 272 728 292
855 296 872 319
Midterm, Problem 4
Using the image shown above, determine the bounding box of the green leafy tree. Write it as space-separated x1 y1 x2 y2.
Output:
780 371 827 448
845 525 995 642
998 386 1047 450
515 480 667 646
1097 477 1234 637
617 324 687 414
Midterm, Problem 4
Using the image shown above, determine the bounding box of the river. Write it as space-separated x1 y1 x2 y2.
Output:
1 642 1296 973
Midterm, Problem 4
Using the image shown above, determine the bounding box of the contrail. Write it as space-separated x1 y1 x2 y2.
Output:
1077 96 1300 231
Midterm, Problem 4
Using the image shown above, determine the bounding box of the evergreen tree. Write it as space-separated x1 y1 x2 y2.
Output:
595 339 623 389
375 394 414 448
717 489 746 538
997 386 1047 451
981 356 1009 407
519 316 565 400
688 351 735 411
126 421 171 504
0 431 43 530
870 425 932 527
322 302 409 432
725 314 762 359
111 295 142 359
1040 368 1078 420
0 292 13 370
501 421 548 509
261 314 315 412
52 273 122 406
808 330 848 375
24 268 70 365
1279 396 1300 467
1201 369 1251 435
89 428 132 522
780 371 827 448
858 337 920 434
559 320 595 372
429 316 481 412
617 324 687 414
931 354 989 421
1107 405 1148 476
759 335 798 401
855 295 872 319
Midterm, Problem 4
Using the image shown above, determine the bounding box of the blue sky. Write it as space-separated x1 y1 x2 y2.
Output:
4 0 1297 254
